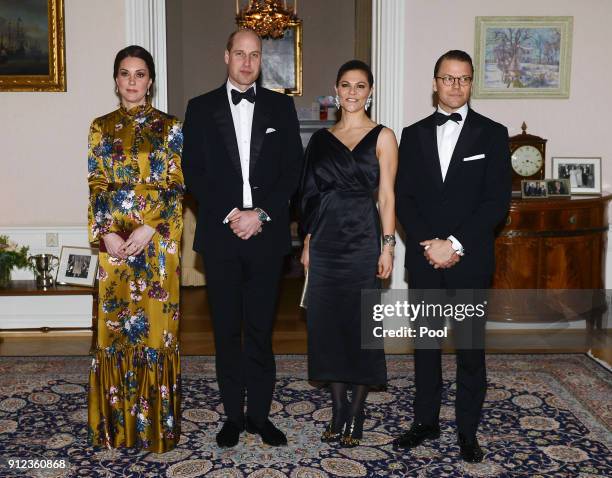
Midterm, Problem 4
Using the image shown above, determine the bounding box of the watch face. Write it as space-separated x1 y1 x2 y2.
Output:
511 145 543 176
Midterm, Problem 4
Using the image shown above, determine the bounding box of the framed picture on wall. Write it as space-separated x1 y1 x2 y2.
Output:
0 0 66 92
551 157 602 195
473 16 573 99
259 22 302 96
56 246 98 287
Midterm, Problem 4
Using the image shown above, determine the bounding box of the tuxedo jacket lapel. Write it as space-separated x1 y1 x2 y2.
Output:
418 114 444 191
212 86 242 177
444 109 482 186
249 94 272 176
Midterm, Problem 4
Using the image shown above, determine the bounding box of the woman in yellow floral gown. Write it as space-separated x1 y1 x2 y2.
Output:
87 45 184 453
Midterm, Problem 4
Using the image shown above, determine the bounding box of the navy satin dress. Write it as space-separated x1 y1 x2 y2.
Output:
300 125 387 385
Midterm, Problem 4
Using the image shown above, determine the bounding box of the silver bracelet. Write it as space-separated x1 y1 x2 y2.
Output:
383 234 396 247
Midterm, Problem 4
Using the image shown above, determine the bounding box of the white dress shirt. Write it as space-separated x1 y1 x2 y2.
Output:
436 102 469 181
436 102 469 255
226 79 255 208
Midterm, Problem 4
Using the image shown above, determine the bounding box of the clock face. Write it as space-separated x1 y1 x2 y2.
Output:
511 145 543 177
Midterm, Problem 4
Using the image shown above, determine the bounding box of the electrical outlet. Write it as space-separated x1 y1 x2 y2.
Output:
46 232 59 248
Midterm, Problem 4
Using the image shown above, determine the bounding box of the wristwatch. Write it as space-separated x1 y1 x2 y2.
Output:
254 207 270 223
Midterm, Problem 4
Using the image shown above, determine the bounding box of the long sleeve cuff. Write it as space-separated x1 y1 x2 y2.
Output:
447 235 465 256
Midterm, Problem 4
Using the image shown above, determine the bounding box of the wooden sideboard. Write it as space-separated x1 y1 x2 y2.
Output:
491 193 611 324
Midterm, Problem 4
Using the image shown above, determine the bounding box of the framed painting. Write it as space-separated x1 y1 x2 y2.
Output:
0 0 66 91
473 16 573 99
260 22 302 96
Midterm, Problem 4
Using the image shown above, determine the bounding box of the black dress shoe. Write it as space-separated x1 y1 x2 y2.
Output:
216 420 244 448
458 434 484 463
245 417 287 446
392 422 440 450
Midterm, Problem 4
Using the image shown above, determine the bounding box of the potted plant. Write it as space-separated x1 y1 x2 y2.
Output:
0 235 31 288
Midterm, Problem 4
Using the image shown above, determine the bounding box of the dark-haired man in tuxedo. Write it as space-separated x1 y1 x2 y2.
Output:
393 50 511 462
182 29 303 448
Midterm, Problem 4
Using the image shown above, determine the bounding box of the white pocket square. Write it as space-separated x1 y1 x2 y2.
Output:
463 153 485 161
265 127 276 134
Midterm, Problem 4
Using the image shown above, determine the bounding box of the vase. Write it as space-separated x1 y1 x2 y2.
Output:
0 267 11 288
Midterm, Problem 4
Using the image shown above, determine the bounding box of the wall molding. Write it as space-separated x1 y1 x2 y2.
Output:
372 0 406 290
125 0 168 113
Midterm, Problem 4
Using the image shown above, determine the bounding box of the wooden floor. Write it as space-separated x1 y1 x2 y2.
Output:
1 278 610 366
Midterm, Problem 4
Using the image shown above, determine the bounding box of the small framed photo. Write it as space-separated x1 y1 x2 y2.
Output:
521 180 548 199
551 157 601 195
56 246 98 287
546 178 571 197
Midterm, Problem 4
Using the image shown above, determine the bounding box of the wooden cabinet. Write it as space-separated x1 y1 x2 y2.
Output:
491 194 611 323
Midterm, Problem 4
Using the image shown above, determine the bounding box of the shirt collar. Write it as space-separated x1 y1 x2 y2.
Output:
226 78 256 95
436 103 469 122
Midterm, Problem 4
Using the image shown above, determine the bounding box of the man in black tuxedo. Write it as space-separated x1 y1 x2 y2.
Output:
393 50 511 462
182 29 303 448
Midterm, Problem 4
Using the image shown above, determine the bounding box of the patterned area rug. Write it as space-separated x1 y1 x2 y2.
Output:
0 354 610 477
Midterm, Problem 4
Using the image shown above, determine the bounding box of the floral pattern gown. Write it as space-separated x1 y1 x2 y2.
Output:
87 103 184 453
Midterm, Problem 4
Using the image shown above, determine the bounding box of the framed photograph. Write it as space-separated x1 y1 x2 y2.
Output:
552 157 601 195
473 16 573 99
56 246 98 287
546 178 571 197
260 21 302 95
0 0 66 92
521 180 548 199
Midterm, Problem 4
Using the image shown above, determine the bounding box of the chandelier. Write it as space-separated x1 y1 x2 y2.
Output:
236 0 300 39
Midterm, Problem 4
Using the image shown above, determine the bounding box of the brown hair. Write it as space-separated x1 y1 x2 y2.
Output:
113 45 156 82
433 50 473 77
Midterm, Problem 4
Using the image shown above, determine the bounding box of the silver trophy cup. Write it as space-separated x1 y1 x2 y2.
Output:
29 254 59 289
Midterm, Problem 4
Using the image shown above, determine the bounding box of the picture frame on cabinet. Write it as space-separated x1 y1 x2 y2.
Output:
545 179 571 197
551 157 601 195
521 180 548 199
56 246 98 287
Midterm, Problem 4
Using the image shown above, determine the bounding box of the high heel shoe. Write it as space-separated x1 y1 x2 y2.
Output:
321 411 345 443
340 412 365 447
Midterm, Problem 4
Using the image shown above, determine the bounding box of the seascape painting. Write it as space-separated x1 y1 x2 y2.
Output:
0 0 49 76
0 0 65 92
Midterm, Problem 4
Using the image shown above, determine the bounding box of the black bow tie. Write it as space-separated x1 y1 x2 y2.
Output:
231 87 256 105
434 111 462 126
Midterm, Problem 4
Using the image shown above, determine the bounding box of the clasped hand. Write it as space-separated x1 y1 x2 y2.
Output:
228 210 263 240
102 225 156 259
420 238 460 269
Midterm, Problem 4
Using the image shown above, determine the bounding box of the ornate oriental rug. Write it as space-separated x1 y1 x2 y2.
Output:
0 354 610 477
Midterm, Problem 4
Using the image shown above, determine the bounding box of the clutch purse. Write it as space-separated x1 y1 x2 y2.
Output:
98 231 131 253
299 269 309 309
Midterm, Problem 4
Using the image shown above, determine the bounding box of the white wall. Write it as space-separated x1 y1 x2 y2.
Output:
0 0 125 227
403 0 612 285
